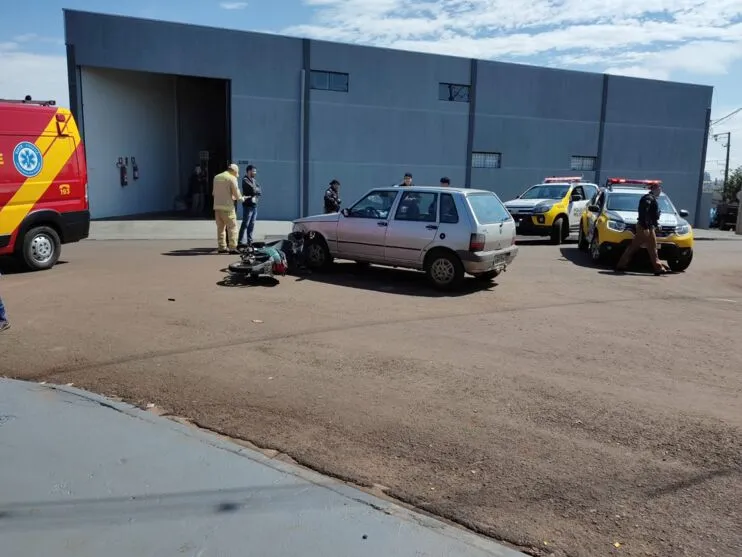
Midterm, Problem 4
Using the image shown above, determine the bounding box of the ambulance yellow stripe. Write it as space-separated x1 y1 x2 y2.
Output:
0 109 81 236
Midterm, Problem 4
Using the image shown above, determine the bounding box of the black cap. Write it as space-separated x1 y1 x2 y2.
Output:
404 172 412 178
440 176 450 184
330 179 340 186
246 165 255 172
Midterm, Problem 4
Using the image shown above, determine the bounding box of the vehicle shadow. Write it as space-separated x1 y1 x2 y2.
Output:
217 273 280 288
295 262 498 297
516 237 577 247
559 246 667 275
0 257 68 275
162 247 222 256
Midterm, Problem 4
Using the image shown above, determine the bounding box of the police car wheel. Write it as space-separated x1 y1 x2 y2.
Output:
589 233 602 263
551 218 565 245
21 226 61 271
667 252 693 273
577 226 588 251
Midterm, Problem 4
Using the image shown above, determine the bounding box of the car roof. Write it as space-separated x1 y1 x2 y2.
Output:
376 186 494 195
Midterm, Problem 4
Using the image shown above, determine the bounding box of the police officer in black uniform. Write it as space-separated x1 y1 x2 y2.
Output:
323 179 341 213
615 181 669 274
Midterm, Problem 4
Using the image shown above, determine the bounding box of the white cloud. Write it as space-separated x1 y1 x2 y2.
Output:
285 0 742 81
0 41 68 107
220 2 248 9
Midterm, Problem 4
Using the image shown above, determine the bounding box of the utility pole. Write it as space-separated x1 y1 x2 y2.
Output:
713 132 731 197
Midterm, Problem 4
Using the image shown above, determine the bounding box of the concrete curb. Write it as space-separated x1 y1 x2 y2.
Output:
38 380 525 557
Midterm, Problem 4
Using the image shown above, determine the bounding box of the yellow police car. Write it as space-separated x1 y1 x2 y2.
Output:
503 177 599 244
578 178 694 271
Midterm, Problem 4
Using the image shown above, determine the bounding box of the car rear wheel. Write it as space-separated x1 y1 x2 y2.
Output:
425 251 464 290
21 226 61 271
667 251 693 272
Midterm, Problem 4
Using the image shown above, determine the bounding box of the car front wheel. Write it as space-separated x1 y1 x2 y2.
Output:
577 225 588 251
667 251 693 272
306 237 333 270
589 233 602 263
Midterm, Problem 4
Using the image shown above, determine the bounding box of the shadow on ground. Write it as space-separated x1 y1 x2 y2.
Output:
0 257 68 275
162 247 225 257
559 246 668 275
217 274 280 288
295 262 497 297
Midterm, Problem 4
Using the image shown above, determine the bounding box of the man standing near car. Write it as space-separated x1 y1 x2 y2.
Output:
395 173 413 187
213 163 244 254
239 165 261 246
615 182 669 274
324 179 341 213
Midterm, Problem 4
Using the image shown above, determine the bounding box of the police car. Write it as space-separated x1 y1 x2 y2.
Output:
578 178 694 271
503 176 599 244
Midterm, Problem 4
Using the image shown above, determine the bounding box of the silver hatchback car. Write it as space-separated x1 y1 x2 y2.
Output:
292 186 519 289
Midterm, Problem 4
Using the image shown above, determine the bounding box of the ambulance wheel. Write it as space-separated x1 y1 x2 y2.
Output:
21 226 61 271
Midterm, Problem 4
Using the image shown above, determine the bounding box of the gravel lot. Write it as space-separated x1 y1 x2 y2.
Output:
1 238 741 557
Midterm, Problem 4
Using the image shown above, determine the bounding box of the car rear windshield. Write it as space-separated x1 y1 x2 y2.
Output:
606 193 675 213
467 193 511 224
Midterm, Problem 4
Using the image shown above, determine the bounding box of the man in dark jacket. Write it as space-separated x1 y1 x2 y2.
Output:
239 165 262 246
615 182 669 274
324 180 341 213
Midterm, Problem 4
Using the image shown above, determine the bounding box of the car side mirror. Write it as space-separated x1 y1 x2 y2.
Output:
588 204 600 213
678 209 689 218
341 208 349 217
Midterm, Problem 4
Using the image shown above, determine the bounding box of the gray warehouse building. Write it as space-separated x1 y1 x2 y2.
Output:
63 10 713 224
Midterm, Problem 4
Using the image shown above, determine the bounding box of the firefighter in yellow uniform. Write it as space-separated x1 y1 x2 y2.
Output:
213 163 245 254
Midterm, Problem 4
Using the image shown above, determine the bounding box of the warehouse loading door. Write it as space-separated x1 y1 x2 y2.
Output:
176 76 230 218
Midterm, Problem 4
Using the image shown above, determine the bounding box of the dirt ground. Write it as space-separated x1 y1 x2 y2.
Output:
1 238 741 557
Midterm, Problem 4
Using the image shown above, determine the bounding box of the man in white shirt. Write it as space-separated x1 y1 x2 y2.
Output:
212 164 245 254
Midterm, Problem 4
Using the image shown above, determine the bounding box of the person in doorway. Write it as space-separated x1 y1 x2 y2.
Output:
615 182 670 275
439 176 451 187
394 173 414 187
239 165 262 246
188 165 207 215
324 179 341 213
0 292 9 332
213 163 244 254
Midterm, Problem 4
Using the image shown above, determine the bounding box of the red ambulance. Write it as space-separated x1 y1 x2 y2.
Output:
0 98 90 270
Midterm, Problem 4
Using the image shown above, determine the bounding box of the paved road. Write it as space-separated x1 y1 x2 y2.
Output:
0 378 521 557
1 239 741 557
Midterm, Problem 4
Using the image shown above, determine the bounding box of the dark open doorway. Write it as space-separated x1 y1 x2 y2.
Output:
176 76 231 218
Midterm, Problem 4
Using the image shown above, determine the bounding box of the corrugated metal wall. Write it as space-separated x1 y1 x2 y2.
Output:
65 10 713 223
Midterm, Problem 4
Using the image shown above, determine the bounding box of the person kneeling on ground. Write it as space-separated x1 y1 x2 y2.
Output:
213 163 245 254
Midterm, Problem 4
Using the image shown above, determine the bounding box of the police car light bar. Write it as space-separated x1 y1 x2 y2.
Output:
606 178 662 186
544 176 583 183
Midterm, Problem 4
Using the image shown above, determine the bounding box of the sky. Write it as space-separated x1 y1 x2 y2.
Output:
1 0 740 178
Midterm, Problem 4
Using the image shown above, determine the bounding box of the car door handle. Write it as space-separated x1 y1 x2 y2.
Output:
377 221 387 227
425 225 438 230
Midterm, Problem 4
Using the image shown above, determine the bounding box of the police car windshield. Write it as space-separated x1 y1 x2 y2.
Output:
606 193 675 213
520 185 569 200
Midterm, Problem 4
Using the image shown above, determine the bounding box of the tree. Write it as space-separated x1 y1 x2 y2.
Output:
722 166 742 203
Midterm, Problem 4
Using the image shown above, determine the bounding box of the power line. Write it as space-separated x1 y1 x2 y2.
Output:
711 108 742 126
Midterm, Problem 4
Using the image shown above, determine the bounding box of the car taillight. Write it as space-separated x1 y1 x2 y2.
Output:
84 182 88 204
469 233 485 252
